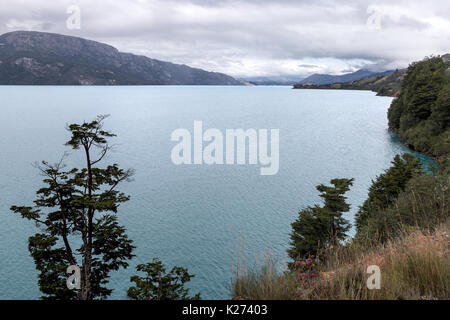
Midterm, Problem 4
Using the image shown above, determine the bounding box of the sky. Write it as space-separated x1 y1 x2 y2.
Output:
0 0 449 78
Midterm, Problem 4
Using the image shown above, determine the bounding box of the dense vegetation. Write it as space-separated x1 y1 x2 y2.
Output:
388 55 450 157
354 154 423 240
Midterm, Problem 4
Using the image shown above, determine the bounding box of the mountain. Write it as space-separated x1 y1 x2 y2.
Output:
294 69 406 97
243 75 305 86
294 54 450 97
298 69 394 85
0 31 242 85
243 69 393 86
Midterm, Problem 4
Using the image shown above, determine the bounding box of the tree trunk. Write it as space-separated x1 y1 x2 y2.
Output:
79 143 94 300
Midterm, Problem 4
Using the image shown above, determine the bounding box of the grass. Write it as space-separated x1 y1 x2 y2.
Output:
232 222 450 300
233 256 298 300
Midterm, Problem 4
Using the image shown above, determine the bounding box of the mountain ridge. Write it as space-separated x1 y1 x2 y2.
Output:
298 68 394 85
294 54 450 97
0 31 242 85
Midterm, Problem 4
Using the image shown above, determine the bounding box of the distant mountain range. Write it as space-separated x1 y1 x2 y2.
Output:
243 75 305 86
294 69 405 96
297 69 394 85
294 54 450 97
244 69 395 87
0 31 242 85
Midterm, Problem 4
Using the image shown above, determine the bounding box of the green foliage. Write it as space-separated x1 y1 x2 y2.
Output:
432 84 450 131
10 115 135 299
28 234 77 300
388 55 450 156
127 258 200 300
356 173 449 243
288 178 353 266
355 153 422 234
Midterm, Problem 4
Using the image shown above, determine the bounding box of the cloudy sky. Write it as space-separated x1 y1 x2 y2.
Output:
1 0 449 78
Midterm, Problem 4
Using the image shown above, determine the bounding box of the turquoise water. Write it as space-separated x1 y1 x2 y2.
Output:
0 86 432 299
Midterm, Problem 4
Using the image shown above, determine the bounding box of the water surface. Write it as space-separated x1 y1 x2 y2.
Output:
0 86 431 299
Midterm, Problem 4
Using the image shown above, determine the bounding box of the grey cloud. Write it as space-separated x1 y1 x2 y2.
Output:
0 0 448 77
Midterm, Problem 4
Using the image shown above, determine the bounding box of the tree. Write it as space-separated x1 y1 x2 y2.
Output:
355 153 422 235
127 258 200 300
11 115 135 300
432 84 450 131
406 57 445 121
288 178 353 266
387 55 449 155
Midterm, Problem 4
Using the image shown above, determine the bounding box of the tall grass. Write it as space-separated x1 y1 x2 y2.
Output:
232 222 449 300
233 256 298 300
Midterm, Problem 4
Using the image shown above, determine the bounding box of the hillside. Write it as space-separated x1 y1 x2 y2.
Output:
294 68 406 96
294 54 450 98
233 221 450 300
243 75 305 86
0 31 242 85
297 69 394 86
388 55 450 157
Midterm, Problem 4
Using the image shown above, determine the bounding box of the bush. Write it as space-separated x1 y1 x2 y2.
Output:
358 173 449 242
127 258 200 300
355 153 422 235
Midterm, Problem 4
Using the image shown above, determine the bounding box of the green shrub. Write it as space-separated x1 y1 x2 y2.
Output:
357 173 449 242
355 153 422 235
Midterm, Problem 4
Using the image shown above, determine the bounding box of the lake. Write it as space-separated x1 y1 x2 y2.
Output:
0 86 431 299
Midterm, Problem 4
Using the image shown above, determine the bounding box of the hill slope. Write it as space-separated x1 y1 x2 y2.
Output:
294 54 450 98
0 31 242 85
387 55 450 157
294 69 406 97
298 69 394 85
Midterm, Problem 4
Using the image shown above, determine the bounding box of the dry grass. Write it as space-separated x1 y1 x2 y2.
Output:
232 222 450 300
232 256 298 300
